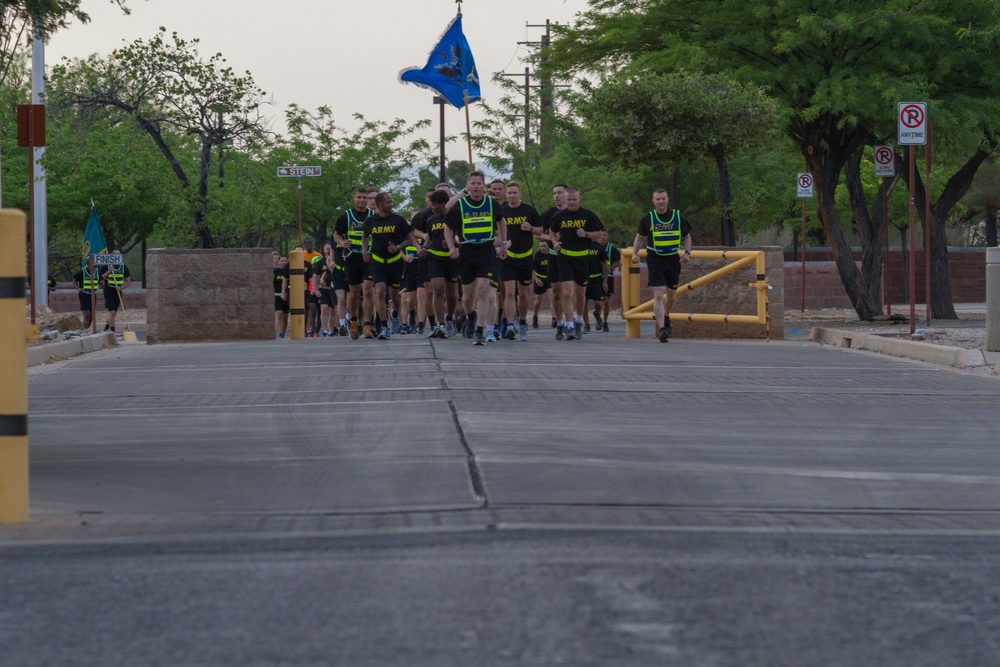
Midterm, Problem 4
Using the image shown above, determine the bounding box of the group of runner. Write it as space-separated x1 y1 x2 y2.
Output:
273 173 692 344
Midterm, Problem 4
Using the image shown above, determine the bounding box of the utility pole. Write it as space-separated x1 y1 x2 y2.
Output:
510 20 568 157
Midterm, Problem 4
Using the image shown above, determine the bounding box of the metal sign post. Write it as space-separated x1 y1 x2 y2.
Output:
797 173 813 313
277 166 322 247
16 104 45 325
874 146 896 315
898 103 927 334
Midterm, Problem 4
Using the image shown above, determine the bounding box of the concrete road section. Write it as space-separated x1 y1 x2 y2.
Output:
4 329 1000 666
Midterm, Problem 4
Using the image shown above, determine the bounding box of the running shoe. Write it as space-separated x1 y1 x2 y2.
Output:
390 317 401 335
519 323 528 341
464 311 477 339
532 315 539 329
583 324 591 334
277 332 285 339
445 320 457 338
602 322 609 332
435 324 448 338
555 325 565 341
659 327 670 343
473 332 486 346
664 319 673 336
338 324 350 337
485 331 497 343
551 317 558 328
505 325 516 341
566 324 577 341
377 327 390 340
594 311 604 329
362 325 374 339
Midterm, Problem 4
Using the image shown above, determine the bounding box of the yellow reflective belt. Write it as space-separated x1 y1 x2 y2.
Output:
428 248 451 257
561 248 588 257
506 248 532 259
371 253 401 264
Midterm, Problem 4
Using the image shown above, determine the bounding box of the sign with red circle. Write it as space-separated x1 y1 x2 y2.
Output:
797 173 813 198
873 145 895 177
898 102 927 145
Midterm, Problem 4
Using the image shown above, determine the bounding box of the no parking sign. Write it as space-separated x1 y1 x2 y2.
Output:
873 145 895 177
796 173 813 198
898 102 927 145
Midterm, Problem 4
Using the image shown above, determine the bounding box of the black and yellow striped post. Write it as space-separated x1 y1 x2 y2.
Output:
288 249 305 340
621 247 644 339
1 209 29 524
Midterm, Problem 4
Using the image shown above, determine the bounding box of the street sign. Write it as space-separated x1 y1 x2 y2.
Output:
897 102 927 145
873 145 896 177
92 253 124 266
277 166 322 177
16 104 45 147
796 173 814 198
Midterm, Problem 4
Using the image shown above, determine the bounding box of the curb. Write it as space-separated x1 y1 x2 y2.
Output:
809 327 999 370
27 332 119 367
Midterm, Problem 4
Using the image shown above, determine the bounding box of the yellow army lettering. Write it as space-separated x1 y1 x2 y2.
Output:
560 219 587 229
371 225 397 234
506 216 527 227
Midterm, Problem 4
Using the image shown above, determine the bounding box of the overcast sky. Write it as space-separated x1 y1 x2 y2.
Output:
44 0 589 167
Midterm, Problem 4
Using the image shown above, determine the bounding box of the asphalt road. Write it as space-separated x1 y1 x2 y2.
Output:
5 326 1000 666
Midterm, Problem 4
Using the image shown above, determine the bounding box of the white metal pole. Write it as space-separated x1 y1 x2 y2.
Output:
32 24 48 308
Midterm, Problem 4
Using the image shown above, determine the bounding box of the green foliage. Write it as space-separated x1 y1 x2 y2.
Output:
48 28 270 247
279 104 431 242
0 1 130 37
585 72 778 166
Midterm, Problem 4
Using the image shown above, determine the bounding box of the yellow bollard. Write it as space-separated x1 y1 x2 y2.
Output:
0 209 29 524
288 249 305 340
622 247 643 339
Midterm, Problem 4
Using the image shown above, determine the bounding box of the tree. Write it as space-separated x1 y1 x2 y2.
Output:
279 104 431 243
542 0 1000 320
584 71 779 246
0 0 130 38
48 28 270 248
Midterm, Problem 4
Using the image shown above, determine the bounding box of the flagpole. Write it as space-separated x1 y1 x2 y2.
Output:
464 89 473 172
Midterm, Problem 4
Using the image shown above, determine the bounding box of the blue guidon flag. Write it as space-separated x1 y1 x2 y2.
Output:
81 206 107 267
399 11 481 108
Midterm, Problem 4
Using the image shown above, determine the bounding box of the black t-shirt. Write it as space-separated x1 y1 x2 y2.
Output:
445 196 503 243
334 207 372 251
363 212 411 259
100 264 130 289
637 210 693 255
273 267 285 294
606 244 621 267
410 207 432 234
501 203 541 256
533 250 551 278
73 267 101 292
548 207 605 254
312 258 332 289
416 212 450 255
587 242 609 277
283 261 312 287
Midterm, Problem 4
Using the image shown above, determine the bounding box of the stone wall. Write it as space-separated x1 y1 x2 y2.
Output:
630 246 784 339
146 249 272 343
